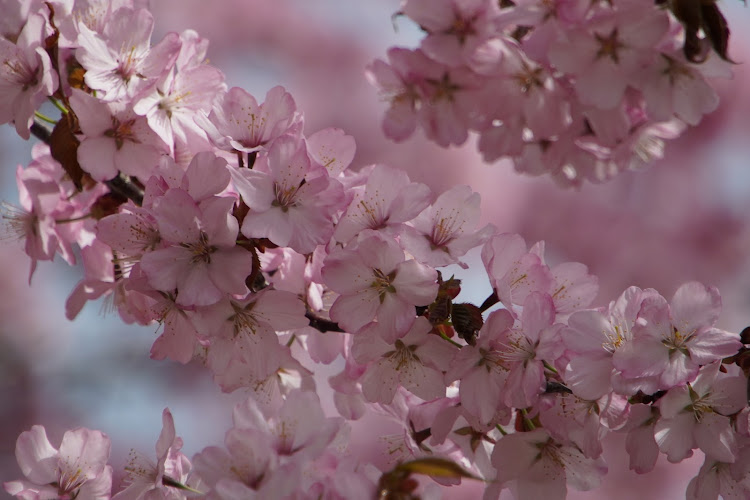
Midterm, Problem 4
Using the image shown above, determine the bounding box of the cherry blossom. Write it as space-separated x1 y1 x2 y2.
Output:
199 85 299 154
0 13 57 139
113 408 193 500
334 163 431 244
496 292 565 408
0 1 747 499
4 426 112 500
70 88 168 181
491 428 607 500
76 7 180 102
365 48 424 141
132 30 225 150
548 6 670 109
445 308 515 425
352 317 455 404
2 146 79 282
231 135 345 254
322 232 438 335
140 189 252 307
563 286 660 399
635 51 723 126
481 233 552 314
614 282 742 390
400 184 494 269
655 362 746 463
686 447 750 500
402 0 502 67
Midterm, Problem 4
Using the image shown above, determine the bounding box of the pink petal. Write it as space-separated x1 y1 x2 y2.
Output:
671 282 721 333
15 426 58 484
78 137 118 181
695 413 738 463
655 412 696 463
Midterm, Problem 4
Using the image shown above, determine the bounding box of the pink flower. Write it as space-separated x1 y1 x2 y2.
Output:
140 189 253 307
3 149 77 282
195 391 345 498
481 233 553 315
538 392 628 460
548 5 670 109
401 184 495 269
146 289 201 364
614 282 742 390
476 39 571 138
4 425 112 500
233 390 344 462
192 429 283 499
0 13 57 139
231 135 345 254
687 448 750 500
113 408 192 500
132 31 225 150
96 204 161 263
352 317 454 404
563 286 661 400
212 344 313 409
402 0 502 67
198 85 299 153
70 89 168 181
322 232 438 335
635 51 722 126
306 127 356 177
623 404 660 474
654 362 746 463
548 261 598 316
445 308 515 425
191 289 308 388
491 428 607 500
496 292 564 408
76 7 180 102
413 56 484 147
334 164 432 244
51 0 127 48
366 48 424 141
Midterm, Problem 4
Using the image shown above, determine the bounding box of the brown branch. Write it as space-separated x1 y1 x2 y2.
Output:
305 311 345 333
479 289 499 312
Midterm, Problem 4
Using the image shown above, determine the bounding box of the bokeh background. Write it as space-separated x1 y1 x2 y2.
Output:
1 0 749 498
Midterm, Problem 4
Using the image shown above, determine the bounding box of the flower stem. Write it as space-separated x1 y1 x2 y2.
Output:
55 214 91 224
520 409 536 430
439 330 463 348
48 96 68 114
34 111 57 124
543 361 558 374
161 476 203 494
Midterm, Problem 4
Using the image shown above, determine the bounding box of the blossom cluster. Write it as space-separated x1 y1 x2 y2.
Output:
0 0 747 499
368 0 732 186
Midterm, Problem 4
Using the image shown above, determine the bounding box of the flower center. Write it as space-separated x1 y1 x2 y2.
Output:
388 339 419 370
105 117 139 150
371 268 397 302
595 28 624 64
185 232 216 264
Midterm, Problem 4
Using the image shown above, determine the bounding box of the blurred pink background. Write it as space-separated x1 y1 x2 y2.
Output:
1 1 749 498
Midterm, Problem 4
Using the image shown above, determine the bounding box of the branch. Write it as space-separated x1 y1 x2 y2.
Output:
479 290 499 312
305 311 345 333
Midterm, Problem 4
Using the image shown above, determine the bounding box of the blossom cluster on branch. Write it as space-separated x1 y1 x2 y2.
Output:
0 0 747 499
368 0 732 186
